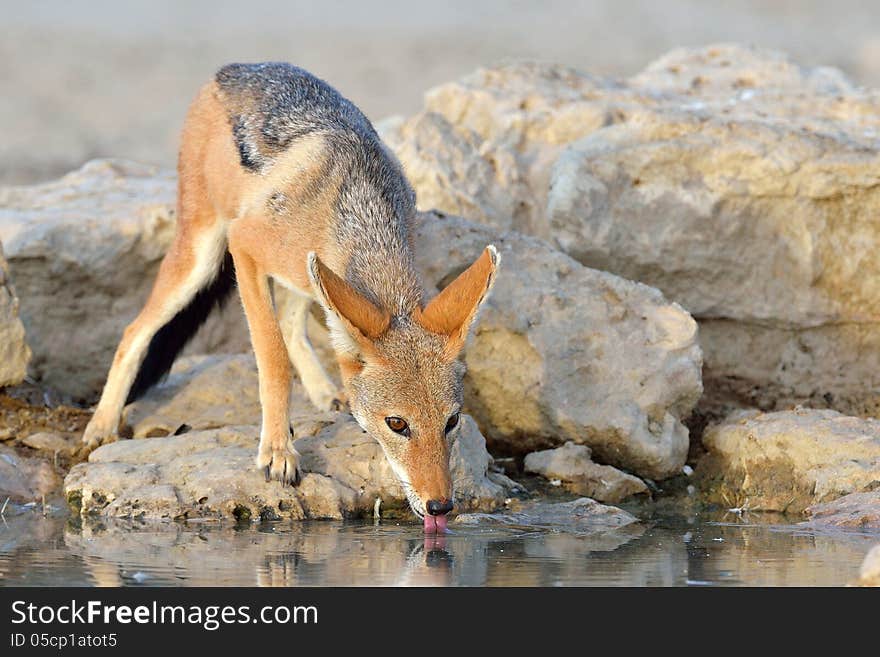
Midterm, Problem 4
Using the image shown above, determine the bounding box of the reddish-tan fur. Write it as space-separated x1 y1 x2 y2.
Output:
310 255 391 341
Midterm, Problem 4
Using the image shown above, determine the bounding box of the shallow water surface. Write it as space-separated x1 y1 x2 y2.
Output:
1 512 875 586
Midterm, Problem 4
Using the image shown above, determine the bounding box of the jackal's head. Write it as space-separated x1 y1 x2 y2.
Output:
307 247 499 530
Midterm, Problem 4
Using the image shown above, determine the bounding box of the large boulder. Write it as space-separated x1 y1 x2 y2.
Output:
0 160 251 400
383 44 880 415
0 241 29 386
696 408 880 513
414 211 702 480
64 417 508 521
380 62 655 234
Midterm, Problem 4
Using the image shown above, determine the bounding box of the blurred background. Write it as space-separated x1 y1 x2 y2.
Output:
3 0 880 185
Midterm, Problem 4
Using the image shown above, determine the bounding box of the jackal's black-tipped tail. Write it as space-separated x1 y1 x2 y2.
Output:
126 252 236 404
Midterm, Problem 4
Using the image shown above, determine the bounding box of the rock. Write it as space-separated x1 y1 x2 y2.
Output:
629 43 860 104
0 240 30 387
123 353 312 438
378 61 655 235
0 445 60 502
859 544 880 587
455 497 641 536
20 431 77 455
380 110 533 233
383 44 880 416
804 492 880 529
548 102 880 416
0 160 251 400
64 415 509 521
524 441 648 503
414 211 702 480
696 408 880 513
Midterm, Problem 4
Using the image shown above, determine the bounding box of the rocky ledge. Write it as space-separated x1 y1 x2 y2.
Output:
696 408 880 513
65 417 512 522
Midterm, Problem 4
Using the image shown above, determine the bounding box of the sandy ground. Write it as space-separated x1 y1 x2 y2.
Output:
3 0 880 184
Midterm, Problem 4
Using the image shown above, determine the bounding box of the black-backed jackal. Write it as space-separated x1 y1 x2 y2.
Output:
82 63 499 532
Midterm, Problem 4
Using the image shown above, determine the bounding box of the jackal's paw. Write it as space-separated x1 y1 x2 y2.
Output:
256 433 302 487
328 393 348 413
82 413 118 450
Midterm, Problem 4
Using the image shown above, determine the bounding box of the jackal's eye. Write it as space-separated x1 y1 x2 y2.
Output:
445 412 461 434
385 417 410 436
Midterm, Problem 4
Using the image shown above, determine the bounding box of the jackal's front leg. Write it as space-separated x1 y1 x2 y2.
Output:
231 248 301 486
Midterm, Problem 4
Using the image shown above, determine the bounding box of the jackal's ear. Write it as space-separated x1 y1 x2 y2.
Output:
307 252 390 359
415 245 500 357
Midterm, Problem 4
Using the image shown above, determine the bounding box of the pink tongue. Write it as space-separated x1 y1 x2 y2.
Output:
423 514 448 533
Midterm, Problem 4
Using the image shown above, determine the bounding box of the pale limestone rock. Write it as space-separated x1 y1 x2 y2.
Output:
0 160 250 399
697 408 880 513
21 432 77 455
0 241 29 386
383 44 880 414
414 211 702 480
64 416 509 521
123 354 291 438
524 441 648 503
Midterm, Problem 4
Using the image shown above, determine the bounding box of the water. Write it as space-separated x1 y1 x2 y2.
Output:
1 510 876 586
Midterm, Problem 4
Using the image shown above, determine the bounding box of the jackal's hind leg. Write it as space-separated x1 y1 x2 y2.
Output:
82 223 227 448
231 247 301 486
280 292 346 412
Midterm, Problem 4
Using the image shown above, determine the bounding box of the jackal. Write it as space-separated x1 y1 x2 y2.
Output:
82 63 499 531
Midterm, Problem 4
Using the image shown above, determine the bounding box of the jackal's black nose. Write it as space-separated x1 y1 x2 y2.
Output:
426 499 454 516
